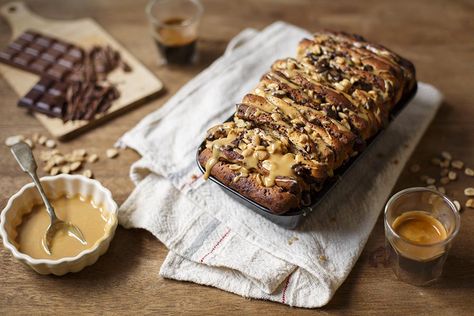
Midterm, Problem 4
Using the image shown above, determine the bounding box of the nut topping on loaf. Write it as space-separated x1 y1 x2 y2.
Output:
199 31 416 214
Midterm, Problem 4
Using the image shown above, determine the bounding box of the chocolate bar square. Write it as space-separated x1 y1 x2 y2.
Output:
58 54 80 68
30 59 52 73
35 36 54 48
9 38 29 51
46 64 70 80
32 77 55 92
48 82 67 96
18 89 42 107
0 47 18 61
13 52 34 66
68 47 84 59
25 43 46 57
41 48 63 62
51 42 70 53
19 31 39 42
36 94 64 112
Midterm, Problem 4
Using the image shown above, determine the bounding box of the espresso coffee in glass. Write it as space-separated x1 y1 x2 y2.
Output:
146 0 203 65
384 187 460 286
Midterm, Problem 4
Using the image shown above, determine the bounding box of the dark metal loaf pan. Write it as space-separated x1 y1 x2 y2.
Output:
196 83 418 229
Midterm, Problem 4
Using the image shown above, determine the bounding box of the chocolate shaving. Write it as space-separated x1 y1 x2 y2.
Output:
64 81 120 122
61 44 127 122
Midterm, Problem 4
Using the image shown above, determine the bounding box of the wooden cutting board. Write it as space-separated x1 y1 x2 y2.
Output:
0 2 163 139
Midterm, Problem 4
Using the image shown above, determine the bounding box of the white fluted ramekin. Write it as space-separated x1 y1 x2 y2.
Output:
0 174 118 275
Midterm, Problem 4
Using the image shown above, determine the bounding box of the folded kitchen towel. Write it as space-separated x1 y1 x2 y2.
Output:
117 22 442 308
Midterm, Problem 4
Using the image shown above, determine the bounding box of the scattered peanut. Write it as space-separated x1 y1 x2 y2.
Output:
45 139 56 148
38 136 47 145
24 138 34 149
440 160 450 168
426 177 436 185
465 168 474 177
68 153 84 163
256 150 269 160
448 171 457 181
106 148 119 159
453 200 461 212
441 151 452 161
87 154 99 163
420 175 429 182
39 151 53 162
60 165 70 174
466 199 474 209
82 169 93 178
50 166 60 176
5 135 24 146
451 160 464 170
437 187 446 194
53 155 65 165
73 149 87 158
440 169 449 177
464 188 474 197
6 133 118 179
43 161 55 173
32 133 40 143
70 161 82 171
440 177 450 185
229 164 241 171
241 148 253 157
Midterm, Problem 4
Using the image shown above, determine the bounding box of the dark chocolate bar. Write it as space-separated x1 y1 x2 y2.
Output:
18 77 66 117
0 30 84 81
0 30 128 121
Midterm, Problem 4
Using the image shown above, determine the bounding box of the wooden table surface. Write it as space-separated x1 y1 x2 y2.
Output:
1 0 473 314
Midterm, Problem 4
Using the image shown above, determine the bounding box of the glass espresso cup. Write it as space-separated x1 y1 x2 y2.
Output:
146 0 203 65
384 187 460 286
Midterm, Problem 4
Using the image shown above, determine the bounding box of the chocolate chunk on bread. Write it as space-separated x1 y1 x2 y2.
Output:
199 31 416 214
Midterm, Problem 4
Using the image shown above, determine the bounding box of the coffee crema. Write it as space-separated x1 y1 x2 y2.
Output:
16 195 110 260
392 210 447 245
390 210 448 262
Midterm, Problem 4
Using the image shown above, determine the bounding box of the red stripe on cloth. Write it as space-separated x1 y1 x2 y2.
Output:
281 274 292 304
200 229 231 263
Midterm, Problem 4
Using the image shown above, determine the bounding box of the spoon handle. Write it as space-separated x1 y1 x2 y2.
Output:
10 142 57 220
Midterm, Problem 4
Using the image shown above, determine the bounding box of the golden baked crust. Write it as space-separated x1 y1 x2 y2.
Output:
199 148 302 214
199 31 416 214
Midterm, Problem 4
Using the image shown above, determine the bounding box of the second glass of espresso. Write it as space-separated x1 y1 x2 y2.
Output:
146 0 203 65
384 187 460 286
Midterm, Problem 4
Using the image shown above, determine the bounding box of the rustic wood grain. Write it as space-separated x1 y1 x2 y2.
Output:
0 0 473 314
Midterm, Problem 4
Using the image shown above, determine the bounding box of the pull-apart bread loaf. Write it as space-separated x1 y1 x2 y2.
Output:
199 31 416 214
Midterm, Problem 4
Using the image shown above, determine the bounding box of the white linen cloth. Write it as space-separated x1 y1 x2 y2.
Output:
117 22 442 308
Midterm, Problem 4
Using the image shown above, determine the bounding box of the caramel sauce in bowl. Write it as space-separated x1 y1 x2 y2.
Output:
0 175 118 275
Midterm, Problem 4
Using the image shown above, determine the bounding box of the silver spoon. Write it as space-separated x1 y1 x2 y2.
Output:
10 141 86 255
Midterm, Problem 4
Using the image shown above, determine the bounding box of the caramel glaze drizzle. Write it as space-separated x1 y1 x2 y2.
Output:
203 32 413 191
204 126 300 187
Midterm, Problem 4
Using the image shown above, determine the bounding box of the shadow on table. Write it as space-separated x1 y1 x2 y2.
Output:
323 254 365 310
52 226 149 283
433 255 474 290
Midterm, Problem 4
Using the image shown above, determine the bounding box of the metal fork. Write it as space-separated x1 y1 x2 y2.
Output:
10 141 86 255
